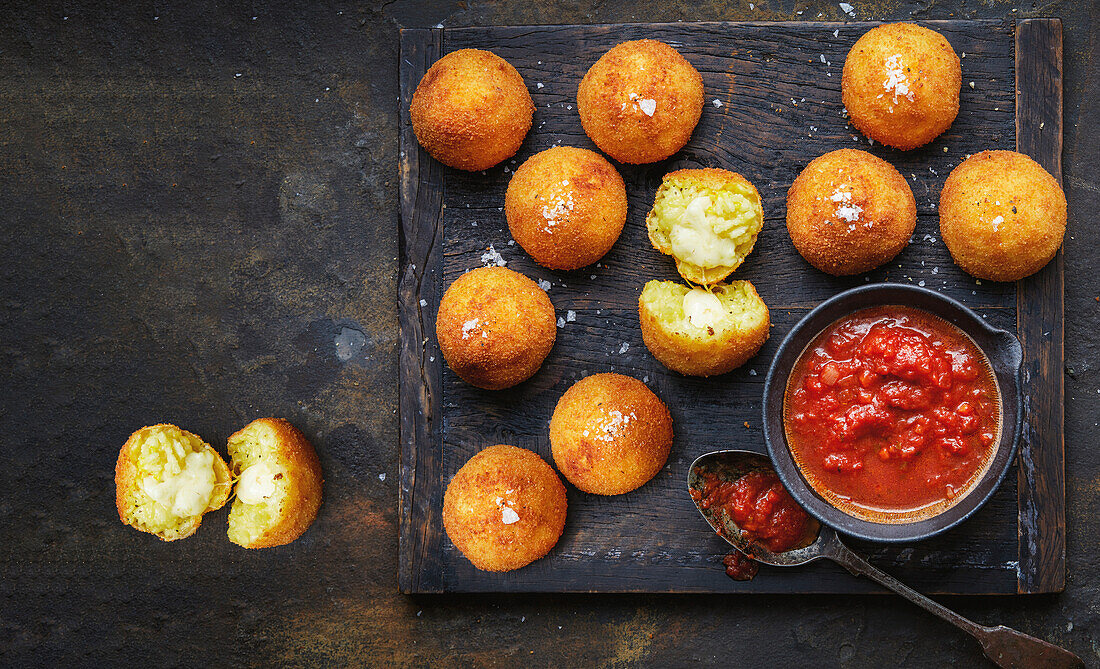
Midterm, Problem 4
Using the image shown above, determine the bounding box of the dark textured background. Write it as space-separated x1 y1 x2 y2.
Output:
1 1 1096 666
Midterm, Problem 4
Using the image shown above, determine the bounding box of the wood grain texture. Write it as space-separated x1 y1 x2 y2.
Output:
399 28 446 593
1014 18 1066 595
400 20 1061 594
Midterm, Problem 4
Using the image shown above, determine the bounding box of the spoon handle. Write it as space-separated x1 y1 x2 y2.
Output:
828 542 1083 669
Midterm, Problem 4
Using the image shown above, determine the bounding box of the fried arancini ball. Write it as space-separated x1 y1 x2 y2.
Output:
842 23 961 150
436 266 556 390
227 418 323 549
639 280 770 377
410 49 534 171
646 168 765 285
505 146 628 270
115 424 232 541
786 149 916 276
443 445 567 572
577 40 704 164
939 150 1067 282
550 373 674 495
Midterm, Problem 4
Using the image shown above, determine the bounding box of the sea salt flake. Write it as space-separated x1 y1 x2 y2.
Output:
378 473 386 481
839 2 855 17
882 54 914 104
712 99 723 108
637 98 657 116
557 317 565 328
618 342 630 354
990 215 1004 232
538 279 552 291
566 310 576 322
536 82 544 89
461 318 481 339
419 299 427 307
481 244 506 266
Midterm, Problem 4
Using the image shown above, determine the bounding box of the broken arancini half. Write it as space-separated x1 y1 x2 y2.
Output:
639 280 770 377
227 417 323 549
645 168 765 285
115 424 233 541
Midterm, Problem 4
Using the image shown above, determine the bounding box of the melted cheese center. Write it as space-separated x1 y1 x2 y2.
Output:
236 461 280 505
669 196 742 268
142 449 216 517
683 287 725 330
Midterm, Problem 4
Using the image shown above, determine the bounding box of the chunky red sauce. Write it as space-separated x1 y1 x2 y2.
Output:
722 551 759 581
785 306 999 518
696 469 811 553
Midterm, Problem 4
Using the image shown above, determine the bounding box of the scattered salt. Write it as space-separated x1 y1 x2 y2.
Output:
712 99 723 108
566 310 576 322
481 244 506 266
378 473 386 481
538 279 552 291
618 342 630 354
637 98 657 116
536 82 544 89
839 2 855 17
557 317 565 328
419 299 427 307
883 54 914 104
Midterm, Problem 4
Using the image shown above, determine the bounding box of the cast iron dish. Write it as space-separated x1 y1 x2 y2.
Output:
762 283 1023 543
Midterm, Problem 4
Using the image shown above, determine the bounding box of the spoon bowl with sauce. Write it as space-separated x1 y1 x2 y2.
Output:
688 449 1083 669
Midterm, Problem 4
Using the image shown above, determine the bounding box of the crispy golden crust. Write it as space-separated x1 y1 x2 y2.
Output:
786 149 916 276
550 373 673 495
577 40 704 164
505 146 628 270
939 150 1066 282
842 23 961 150
410 49 534 171
638 281 770 377
227 418 323 549
437 266 556 390
115 424 232 542
645 168 765 285
442 445 567 572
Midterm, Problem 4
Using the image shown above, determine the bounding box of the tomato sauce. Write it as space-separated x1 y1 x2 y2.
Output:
784 305 999 519
695 469 811 553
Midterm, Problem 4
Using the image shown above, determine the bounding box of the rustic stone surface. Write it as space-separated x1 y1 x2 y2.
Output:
1 1 1097 666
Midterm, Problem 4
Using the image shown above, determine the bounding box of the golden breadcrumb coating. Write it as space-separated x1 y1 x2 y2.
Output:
227 418 323 549
577 40 704 164
443 445 567 572
436 266 557 390
550 373 673 495
842 23 961 150
646 168 764 285
410 48 534 171
639 280 770 377
786 149 916 276
115 424 232 541
505 146 628 270
939 150 1066 282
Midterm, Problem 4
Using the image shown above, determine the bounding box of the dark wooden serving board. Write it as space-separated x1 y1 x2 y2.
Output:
398 19 1064 594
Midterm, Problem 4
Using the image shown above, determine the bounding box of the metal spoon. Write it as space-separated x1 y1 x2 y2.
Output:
689 449 1083 669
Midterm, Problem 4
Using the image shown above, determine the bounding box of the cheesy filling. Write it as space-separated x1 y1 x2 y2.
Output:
141 449 217 517
649 180 762 276
236 461 281 505
682 288 725 330
641 280 768 335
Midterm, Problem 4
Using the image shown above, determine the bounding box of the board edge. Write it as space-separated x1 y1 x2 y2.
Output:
1014 17 1066 595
